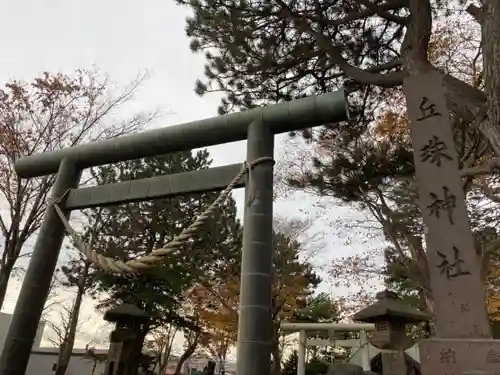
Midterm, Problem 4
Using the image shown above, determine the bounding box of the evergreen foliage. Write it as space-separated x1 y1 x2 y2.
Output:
176 0 500 320
64 150 242 332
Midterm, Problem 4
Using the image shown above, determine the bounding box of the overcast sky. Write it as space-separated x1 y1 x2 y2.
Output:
0 0 382 350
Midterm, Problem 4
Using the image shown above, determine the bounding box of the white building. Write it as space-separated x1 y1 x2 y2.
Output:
0 312 106 375
0 312 237 375
28 347 107 375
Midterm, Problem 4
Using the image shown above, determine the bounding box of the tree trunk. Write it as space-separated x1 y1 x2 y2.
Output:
173 336 199 375
54 290 83 375
482 1 500 154
0 265 12 310
55 262 89 375
0 238 20 310
131 328 149 375
271 342 281 375
400 1 500 154
271 323 281 375
159 333 176 375
129 300 156 375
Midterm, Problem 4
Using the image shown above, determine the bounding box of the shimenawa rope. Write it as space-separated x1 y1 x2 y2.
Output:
50 157 274 275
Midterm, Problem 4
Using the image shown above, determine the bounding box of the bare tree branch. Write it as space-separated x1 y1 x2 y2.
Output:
0 69 158 309
354 0 409 24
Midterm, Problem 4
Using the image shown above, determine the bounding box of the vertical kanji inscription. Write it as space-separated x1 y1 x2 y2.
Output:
403 71 491 341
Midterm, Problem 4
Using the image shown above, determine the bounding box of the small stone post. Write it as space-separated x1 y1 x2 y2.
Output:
103 303 150 375
352 290 430 375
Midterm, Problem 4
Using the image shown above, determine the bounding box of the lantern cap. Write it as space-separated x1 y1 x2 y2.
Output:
104 303 150 324
352 290 430 324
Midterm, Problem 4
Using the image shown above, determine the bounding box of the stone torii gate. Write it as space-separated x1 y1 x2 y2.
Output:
0 91 348 375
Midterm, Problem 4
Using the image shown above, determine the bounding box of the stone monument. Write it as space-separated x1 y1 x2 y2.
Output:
404 70 500 375
103 302 150 375
353 290 429 375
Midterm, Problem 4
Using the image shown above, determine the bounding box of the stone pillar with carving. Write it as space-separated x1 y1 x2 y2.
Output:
352 290 429 375
403 70 500 375
103 303 150 375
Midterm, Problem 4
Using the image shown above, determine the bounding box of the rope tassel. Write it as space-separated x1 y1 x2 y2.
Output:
51 157 274 275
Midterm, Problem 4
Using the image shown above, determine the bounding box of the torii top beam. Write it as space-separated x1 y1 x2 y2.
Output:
15 89 348 178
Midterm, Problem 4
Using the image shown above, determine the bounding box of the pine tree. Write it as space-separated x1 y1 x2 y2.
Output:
293 293 339 324
176 0 500 331
179 0 500 155
281 350 298 375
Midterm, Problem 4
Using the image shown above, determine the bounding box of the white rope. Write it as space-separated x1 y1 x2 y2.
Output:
51 157 274 275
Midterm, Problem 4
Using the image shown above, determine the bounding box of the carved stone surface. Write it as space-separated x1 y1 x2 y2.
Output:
381 351 406 375
104 303 150 325
403 70 491 339
353 290 429 323
110 328 136 343
104 342 123 375
419 338 500 375
106 342 122 362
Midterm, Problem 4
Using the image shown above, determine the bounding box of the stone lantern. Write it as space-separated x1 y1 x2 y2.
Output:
103 303 150 375
352 290 429 375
